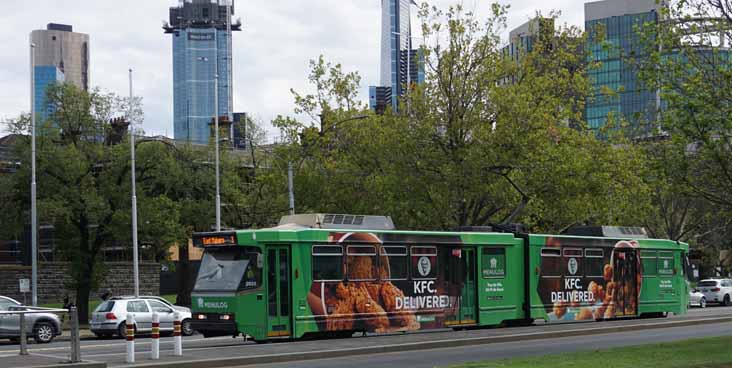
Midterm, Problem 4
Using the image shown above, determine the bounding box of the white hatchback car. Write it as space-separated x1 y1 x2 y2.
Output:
89 297 193 338
696 279 732 306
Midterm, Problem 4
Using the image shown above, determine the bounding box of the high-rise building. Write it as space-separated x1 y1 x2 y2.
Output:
164 0 241 144
30 23 89 122
369 0 424 113
585 0 663 133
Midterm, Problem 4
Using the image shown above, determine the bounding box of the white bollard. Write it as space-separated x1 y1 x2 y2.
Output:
151 311 160 360
173 311 182 356
125 313 135 364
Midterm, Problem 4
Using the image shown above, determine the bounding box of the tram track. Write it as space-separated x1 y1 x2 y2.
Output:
12 308 726 367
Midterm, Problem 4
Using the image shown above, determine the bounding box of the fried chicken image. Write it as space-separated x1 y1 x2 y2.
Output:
576 307 594 321
365 283 382 305
326 299 355 331
380 282 419 329
347 255 375 280
350 284 390 332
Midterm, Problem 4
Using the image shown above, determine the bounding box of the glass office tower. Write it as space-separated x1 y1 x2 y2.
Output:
370 0 424 113
165 0 240 144
585 0 662 133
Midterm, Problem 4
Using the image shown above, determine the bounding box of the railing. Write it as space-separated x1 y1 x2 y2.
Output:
0 306 81 363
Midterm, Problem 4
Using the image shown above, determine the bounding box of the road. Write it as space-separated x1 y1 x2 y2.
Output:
1 307 730 367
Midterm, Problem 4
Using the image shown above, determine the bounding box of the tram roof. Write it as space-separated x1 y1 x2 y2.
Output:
226 227 687 250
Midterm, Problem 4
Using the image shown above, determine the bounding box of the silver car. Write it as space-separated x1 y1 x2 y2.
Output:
0 296 62 344
89 297 194 338
689 289 707 308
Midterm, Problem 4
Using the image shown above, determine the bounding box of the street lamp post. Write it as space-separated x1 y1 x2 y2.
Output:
30 41 38 306
129 68 140 298
214 74 221 232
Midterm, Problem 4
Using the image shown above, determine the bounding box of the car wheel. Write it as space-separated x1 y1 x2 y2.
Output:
33 322 55 344
181 319 194 336
117 322 136 338
700 297 707 308
724 295 731 307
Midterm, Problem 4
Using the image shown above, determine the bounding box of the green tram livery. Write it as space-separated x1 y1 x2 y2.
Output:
190 214 690 341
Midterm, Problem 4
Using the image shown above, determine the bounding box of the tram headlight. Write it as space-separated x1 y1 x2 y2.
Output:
195 313 207 320
220 314 231 321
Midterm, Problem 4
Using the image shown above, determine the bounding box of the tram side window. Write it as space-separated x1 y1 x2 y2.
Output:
380 246 408 280
411 246 438 280
540 248 562 277
312 245 344 281
585 249 604 278
563 248 583 277
482 248 506 278
641 251 658 277
658 251 675 276
239 247 263 290
347 245 378 281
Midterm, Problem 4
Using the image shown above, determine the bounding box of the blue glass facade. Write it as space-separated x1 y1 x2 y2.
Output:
370 0 424 113
34 65 64 124
586 10 659 133
172 29 231 144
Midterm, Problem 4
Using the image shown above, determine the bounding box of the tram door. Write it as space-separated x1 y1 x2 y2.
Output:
266 246 291 337
612 248 639 317
446 247 477 326
460 248 477 324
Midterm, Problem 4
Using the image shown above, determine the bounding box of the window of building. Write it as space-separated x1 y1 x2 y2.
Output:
411 246 437 280
202 7 209 18
380 246 408 280
482 248 506 278
312 245 343 281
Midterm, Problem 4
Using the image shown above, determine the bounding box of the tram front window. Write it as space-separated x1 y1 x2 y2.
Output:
194 247 261 292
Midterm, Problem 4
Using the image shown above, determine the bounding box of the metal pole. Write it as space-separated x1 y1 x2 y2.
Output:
129 68 140 297
226 0 234 137
70 306 81 363
30 41 38 307
288 162 294 215
19 313 27 355
215 75 221 232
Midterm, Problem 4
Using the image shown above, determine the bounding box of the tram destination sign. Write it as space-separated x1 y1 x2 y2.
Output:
193 232 237 248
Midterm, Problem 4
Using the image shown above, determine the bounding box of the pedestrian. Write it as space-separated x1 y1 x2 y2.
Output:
100 289 112 301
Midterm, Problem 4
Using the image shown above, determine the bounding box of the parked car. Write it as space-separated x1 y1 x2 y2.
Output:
114 296 190 313
689 289 707 308
0 296 62 343
89 296 194 338
696 279 732 306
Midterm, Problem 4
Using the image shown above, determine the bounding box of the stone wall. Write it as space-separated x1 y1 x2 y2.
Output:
0 262 160 304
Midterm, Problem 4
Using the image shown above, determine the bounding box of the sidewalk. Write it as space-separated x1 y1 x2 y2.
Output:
0 353 104 368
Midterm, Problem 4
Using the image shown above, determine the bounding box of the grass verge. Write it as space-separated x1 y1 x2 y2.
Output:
450 336 732 368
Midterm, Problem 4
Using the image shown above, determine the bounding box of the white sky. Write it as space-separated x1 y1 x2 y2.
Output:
0 0 584 140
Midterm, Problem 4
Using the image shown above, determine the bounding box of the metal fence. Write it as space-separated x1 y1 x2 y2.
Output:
0 306 81 363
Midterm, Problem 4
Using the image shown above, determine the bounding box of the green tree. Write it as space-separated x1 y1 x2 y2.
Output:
276 3 651 232
1 83 182 319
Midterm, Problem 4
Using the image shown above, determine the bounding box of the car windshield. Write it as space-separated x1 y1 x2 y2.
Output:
193 248 251 292
698 281 718 287
95 301 115 312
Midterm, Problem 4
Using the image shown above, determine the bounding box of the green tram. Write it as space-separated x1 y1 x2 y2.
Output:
190 214 690 341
